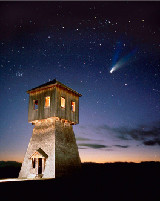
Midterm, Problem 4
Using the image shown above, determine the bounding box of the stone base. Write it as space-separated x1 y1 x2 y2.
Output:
19 117 81 179
55 120 81 177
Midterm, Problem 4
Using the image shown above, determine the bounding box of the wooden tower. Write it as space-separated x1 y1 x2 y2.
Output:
19 79 82 179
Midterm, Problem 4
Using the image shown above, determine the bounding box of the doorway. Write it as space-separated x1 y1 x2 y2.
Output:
38 158 42 174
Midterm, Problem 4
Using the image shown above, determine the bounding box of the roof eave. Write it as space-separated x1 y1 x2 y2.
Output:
27 82 82 97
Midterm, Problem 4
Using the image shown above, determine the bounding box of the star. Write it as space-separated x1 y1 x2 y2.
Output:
0 1 160 165
16 72 23 77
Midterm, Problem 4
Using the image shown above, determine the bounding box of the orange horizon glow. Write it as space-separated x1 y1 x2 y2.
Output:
1 151 160 164
1 158 160 164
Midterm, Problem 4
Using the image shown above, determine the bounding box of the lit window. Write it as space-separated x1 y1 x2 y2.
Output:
61 97 65 108
71 101 75 112
45 96 50 107
34 100 38 110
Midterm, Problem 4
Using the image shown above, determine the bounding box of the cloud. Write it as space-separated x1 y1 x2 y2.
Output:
143 140 160 146
77 122 160 148
76 137 91 141
78 143 108 149
96 121 160 146
114 145 129 148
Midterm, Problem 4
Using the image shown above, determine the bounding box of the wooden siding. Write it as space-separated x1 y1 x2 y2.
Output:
28 87 56 122
55 86 79 124
28 86 79 124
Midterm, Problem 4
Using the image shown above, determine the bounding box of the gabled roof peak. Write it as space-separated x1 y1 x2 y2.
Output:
30 148 48 159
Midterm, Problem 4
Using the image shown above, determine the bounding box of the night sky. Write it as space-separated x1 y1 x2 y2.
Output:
0 1 160 163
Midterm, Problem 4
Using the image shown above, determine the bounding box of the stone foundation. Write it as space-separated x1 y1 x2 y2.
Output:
55 120 81 177
19 117 81 179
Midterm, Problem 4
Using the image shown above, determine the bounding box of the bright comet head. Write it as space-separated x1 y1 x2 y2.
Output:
110 69 113 73
110 66 116 74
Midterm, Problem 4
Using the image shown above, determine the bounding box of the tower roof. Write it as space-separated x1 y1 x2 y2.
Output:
27 79 82 97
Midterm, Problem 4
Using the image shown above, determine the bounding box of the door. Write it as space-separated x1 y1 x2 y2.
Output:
38 158 42 174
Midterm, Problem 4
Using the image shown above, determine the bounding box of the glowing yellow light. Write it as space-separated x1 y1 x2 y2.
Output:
45 96 50 107
71 101 75 112
61 97 65 108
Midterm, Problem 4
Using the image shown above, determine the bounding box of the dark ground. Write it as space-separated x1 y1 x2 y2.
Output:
0 161 160 201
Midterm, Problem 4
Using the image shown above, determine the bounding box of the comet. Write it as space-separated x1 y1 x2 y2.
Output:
110 66 117 73
110 49 137 74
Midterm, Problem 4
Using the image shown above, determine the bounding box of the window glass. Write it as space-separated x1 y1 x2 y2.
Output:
34 100 38 110
71 101 75 112
32 158 36 168
61 97 65 108
45 96 50 107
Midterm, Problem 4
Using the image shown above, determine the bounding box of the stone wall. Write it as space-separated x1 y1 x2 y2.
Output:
55 120 81 177
19 118 55 178
19 117 81 179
